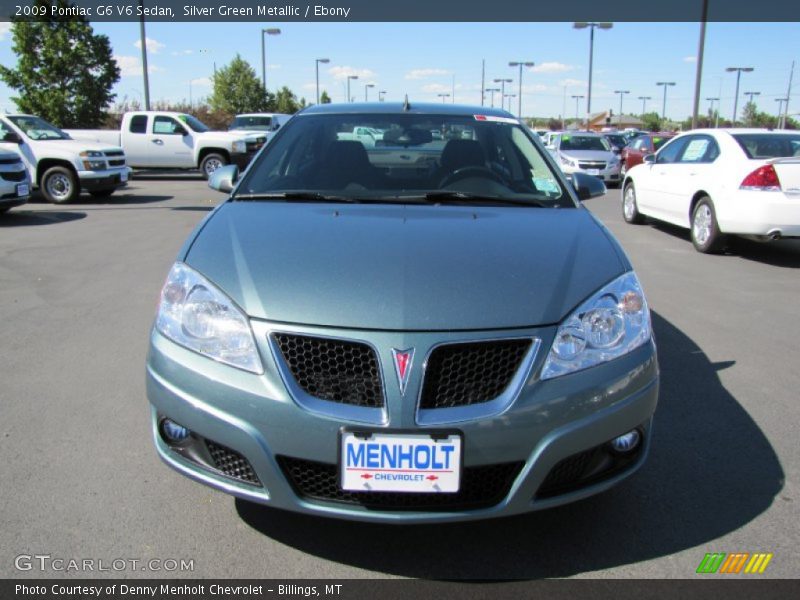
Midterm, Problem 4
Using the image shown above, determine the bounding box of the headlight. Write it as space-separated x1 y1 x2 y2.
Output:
80 150 104 158
540 272 651 380
82 160 106 170
232 140 246 153
155 262 262 374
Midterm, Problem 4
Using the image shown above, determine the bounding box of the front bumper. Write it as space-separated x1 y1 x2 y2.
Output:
561 162 621 184
77 167 131 191
146 321 658 523
231 151 258 170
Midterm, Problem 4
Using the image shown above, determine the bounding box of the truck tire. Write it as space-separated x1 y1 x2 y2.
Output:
200 153 228 179
41 166 79 204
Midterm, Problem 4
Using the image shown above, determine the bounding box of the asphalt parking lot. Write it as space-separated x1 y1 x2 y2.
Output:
1 177 798 579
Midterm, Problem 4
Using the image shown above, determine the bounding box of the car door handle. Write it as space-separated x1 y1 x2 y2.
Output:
151 139 164 145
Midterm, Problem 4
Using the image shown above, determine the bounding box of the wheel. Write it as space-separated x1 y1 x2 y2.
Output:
622 181 645 224
199 153 228 179
89 189 115 199
40 166 79 204
691 197 726 254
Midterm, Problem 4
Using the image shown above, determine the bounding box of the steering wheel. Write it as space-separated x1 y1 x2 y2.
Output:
439 166 505 188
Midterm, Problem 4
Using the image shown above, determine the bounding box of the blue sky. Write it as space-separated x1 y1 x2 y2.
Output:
0 21 797 121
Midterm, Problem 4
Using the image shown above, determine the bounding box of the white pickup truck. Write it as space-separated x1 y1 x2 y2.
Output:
66 111 264 178
0 114 129 204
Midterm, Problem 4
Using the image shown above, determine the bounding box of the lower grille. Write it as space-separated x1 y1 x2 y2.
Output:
205 441 261 485
419 339 531 409
273 333 384 408
278 456 523 511
108 159 126 167
578 161 606 170
0 170 26 182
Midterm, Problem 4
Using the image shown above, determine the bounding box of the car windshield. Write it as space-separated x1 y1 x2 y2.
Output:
733 133 800 159
230 116 272 131
605 134 626 148
560 135 611 152
176 114 210 133
235 112 572 208
652 135 672 150
8 116 70 140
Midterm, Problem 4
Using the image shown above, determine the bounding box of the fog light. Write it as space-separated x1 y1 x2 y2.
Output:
160 418 190 443
609 429 641 453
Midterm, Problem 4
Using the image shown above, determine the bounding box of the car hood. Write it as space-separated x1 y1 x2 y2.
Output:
54 139 123 154
560 150 615 161
184 203 626 330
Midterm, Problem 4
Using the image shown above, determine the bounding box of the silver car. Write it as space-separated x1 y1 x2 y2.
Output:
549 132 622 187
146 103 658 523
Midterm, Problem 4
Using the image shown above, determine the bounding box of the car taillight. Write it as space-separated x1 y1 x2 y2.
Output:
740 164 781 191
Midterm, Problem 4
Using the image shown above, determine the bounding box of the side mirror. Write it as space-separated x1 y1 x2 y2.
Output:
569 172 606 201
208 164 239 193
643 154 656 164
2 131 23 144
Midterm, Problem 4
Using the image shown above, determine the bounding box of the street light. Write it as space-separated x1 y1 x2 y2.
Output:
493 78 513 109
656 82 676 123
726 67 754 126
438 93 451 103
706 96 720 127
261 28 281 94
485 87 500 108
775 98 788 123
346 75 359 103
378 90 387 102
614 90 630 127
315 58 330 104
364 83 375 102
573 22 613 122
743 91 760 105
638 95 652 116
504 94 517 112
509 61 535 118
571 94 585 125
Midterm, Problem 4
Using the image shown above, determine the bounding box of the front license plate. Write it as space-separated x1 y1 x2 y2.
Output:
340 431 462 493
120 170 128 182
16 183 29 197
587 168 600 176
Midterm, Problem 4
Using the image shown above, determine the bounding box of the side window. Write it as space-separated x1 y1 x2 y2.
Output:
678 135 719 163
631 138 644 151
656 137 688 164
153 117 183 135
129 115 147 134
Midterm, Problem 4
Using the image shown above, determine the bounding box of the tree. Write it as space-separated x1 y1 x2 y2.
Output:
274 86 301 114
320 90 332 104
209 54 271 114
640 112 662 132
0 0 119 128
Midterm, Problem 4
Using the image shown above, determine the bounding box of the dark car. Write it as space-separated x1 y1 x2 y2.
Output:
603 133 628 154
621 133 675 176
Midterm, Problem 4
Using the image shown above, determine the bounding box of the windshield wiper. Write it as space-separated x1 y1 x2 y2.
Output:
233 192 363 203
419 191 547 207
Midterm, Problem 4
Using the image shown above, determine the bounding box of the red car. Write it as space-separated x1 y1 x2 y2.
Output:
621 133 675 177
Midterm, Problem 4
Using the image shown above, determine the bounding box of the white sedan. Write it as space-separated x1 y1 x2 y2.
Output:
621 129 800 253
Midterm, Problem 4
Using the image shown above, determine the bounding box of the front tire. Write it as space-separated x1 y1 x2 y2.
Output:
622 181 645 224
199 153 228 180
41 166 79 204
691 197 726 254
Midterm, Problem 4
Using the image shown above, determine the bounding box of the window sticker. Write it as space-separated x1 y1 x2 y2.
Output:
682 139 709 162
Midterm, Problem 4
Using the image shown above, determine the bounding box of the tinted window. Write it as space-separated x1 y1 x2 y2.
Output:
656 137 689 164
652 135 671 151
559 135 611 151
732 133 800 158
129 115 147 134
230 116 272 131
678 135 719 163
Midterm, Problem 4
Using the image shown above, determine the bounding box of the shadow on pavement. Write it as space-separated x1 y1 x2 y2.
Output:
0 210 86 227
235 311 784 579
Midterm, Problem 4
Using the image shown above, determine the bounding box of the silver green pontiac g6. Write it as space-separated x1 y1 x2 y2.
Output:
146 102 658 522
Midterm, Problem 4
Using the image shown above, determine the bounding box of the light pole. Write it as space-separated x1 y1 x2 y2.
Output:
315 58 330 104
775 98 788 123
656 82 676 124
509 61 535 118
138 0 150 110
438 93 451 103
706 97 720 127
261 28 281 94
504 94 516 112
726 67 754 126
485 87 500 108
364 83 375 102
571 94 584 125
573 22 613 122
691 0 710 129
346 75 359 103
638 95 651 117
493 78 512 109
744 91 760 105
614 90 630 127
378 90 387 102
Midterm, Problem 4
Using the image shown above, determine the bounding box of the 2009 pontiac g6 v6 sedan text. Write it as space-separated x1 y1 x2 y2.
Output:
145 103 659 523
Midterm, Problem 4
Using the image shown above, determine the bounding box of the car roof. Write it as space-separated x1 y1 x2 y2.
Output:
300 102 515 117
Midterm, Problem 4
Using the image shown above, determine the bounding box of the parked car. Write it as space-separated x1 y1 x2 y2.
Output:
620 133 675 177
0 149 31 214
603 132 628 154
0 115 129 204
547 131 621 186
229 113 292 144
622 129 800 253
146 102 658 523
66 111 263 179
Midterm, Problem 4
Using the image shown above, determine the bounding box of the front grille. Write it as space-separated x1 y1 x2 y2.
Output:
0 157 21 165
278 456 523 511
578 161 606 170
419 339 531 409
104 150 124 157
108 159 126 167
273 333 384 408
0 170 26 182
205 440 261 485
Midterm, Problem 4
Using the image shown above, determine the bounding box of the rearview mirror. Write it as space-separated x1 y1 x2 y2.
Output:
208 164 239 193
569 172 606 201
2 131 23 144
